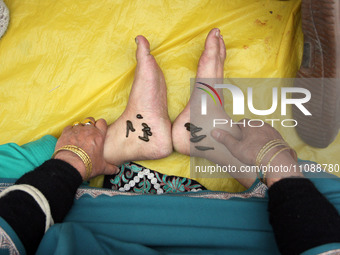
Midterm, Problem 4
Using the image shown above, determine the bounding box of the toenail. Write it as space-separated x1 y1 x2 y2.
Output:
215 30 220 38
135 37 139 44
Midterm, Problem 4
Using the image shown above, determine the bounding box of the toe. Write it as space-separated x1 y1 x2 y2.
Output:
204 28 221 56
135 35 151 61
219 35 226 60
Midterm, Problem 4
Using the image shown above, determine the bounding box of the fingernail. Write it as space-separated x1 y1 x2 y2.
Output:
215 29 220 38
135 37 139 44
220 34 223 39
211 130 220 139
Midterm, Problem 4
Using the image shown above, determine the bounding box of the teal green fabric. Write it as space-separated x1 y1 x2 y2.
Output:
0 138 340 254
37 190 277 255
35 174 340 255
0 135 57 178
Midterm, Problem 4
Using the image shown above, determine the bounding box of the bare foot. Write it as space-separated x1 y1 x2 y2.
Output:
104 36 172 166
172 28 255 187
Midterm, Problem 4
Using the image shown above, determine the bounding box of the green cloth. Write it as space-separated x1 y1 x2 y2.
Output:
0 135 57 178
0 136 339 254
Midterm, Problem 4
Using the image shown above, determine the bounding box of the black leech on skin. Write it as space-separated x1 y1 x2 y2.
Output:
195 146 214 151
186 122 215 150
139 136 150 142
138 123 152 142
126 120 136 138
190 135 207 143
185 123 202 136
136 114 143 119
190 124 202 133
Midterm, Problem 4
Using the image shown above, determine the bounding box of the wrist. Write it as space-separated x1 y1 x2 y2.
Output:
265 150 303 187
54 151 87 180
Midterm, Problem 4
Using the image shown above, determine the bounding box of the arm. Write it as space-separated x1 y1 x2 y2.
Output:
0 159 82 255
0 118 118 254
211 120 340 254
268 177 340 255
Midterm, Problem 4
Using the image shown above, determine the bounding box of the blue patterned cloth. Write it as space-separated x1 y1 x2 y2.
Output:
103 162 206 194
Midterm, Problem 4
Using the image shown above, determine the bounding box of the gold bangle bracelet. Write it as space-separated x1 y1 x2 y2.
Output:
257 142 287 167
262 147 291 185
256 139 283 166
52 145 92 181
256 139 281 158
255 139 287 167
266 147 291 167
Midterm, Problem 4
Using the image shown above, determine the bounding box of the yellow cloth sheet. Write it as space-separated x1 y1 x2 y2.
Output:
1 0 339 192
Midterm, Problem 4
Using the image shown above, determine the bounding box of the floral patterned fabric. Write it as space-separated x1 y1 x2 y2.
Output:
103 162 206 194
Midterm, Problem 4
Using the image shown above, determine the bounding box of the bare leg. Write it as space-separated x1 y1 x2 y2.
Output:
172 28 256 187
104 36 172 166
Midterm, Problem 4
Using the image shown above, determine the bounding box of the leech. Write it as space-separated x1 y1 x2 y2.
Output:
190 135 207 143
126 120 136 138
188 124 203 140
185 122 203 133
138 136 150 142
138 123 152 142
195 146 214 151
136 114 143 119
186 122 212 148
189 123 202 134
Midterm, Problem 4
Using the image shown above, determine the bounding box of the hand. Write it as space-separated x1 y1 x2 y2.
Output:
54 117 119 180
211 119 287 166
211 119 302 187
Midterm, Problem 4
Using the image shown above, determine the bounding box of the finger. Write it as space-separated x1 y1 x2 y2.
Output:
236 118 249 130
103 163 120 176
211 128 240 151
72 122 83 129
95 118 108 135
63 125 73 132
82 117 96 127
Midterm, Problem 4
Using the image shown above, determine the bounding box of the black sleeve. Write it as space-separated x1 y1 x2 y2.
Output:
268 178 340 255
0 159 82 255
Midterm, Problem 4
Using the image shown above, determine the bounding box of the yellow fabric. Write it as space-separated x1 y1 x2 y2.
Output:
1 0 337 192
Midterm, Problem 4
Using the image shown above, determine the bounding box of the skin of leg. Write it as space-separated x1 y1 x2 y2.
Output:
172 28 256 188
103 36 173 166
